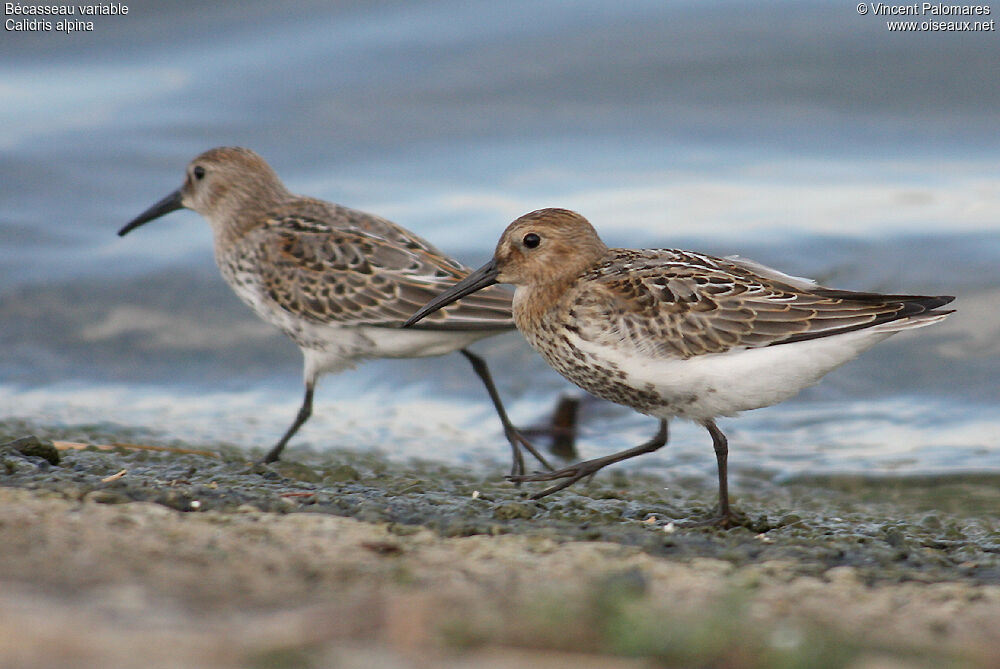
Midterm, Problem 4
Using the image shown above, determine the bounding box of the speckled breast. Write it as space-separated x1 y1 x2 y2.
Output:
522 319 667 415
216 248 313 348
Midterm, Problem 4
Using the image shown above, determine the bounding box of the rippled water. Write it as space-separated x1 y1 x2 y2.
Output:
2 0 998 482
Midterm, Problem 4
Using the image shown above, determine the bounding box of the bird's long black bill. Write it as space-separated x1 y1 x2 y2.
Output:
117 188 184 236
404 259 500 327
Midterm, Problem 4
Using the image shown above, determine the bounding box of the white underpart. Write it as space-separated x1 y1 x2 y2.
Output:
299 324 501 383
221 262 505 385
565 312 950 422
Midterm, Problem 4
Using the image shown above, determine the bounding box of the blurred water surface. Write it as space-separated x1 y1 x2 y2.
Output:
1 0 997 483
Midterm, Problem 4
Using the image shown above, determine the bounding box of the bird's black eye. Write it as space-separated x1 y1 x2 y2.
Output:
192 166 206 180
523 232 540 249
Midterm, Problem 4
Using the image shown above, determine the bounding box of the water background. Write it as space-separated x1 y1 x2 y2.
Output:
2 0 998 485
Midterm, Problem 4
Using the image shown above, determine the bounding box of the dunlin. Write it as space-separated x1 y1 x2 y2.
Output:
118 147 552 472
405 208 955 526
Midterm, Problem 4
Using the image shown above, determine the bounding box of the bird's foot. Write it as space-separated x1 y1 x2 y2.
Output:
507 460 603 499
505 427 555 478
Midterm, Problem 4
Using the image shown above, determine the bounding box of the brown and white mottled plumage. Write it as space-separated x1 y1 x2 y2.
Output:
405 207 954 526
118 147 551 471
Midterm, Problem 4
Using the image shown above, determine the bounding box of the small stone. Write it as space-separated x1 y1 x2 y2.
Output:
2 454 36 475
824 566 859 585
273 461 322 483
779 513 802 526
157 492 196 512
943 523 967 541
276 496 298 512
883 526 907 548
4 436 60 466
84 490 129 505
323 464 361 483
492 502 536 520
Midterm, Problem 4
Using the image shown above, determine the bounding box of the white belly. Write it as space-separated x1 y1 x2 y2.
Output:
558 328 897 421
218 256 505 382
298 321 502 379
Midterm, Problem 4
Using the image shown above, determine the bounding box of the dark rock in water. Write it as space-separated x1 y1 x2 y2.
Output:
547 393 581 461
2 436 61 466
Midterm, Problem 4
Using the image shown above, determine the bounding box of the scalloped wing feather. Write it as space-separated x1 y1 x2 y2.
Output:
226 204 514 331
569 249 952 359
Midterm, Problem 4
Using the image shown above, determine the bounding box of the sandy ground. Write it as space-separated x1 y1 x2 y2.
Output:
1 436 998 668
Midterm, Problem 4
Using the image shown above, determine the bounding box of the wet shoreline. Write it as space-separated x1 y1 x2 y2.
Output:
2 420 999 667
3 420 998 585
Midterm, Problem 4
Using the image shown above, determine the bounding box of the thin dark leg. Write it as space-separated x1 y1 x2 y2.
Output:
509 419 668 499
460 349 554 477
262 383 314 463
692 419 742 528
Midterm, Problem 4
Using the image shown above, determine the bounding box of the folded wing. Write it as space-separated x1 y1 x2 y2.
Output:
237 203 514 331
570 249 953 359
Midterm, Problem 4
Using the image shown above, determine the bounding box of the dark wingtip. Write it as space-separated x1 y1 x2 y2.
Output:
933 295 956 308
813 291 956 313
773 293 956 347
906 295 955 316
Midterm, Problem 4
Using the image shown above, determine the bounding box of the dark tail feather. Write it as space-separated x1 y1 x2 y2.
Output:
811 290 955 314
776 293 955 345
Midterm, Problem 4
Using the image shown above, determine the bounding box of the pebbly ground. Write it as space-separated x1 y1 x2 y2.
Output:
1 419 998 668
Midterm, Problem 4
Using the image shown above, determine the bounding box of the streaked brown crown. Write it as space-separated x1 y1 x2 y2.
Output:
494 208 610 287
179 147 292 239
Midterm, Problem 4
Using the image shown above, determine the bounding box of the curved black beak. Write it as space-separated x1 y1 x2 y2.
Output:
404 258 500 327
118 188 184 236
